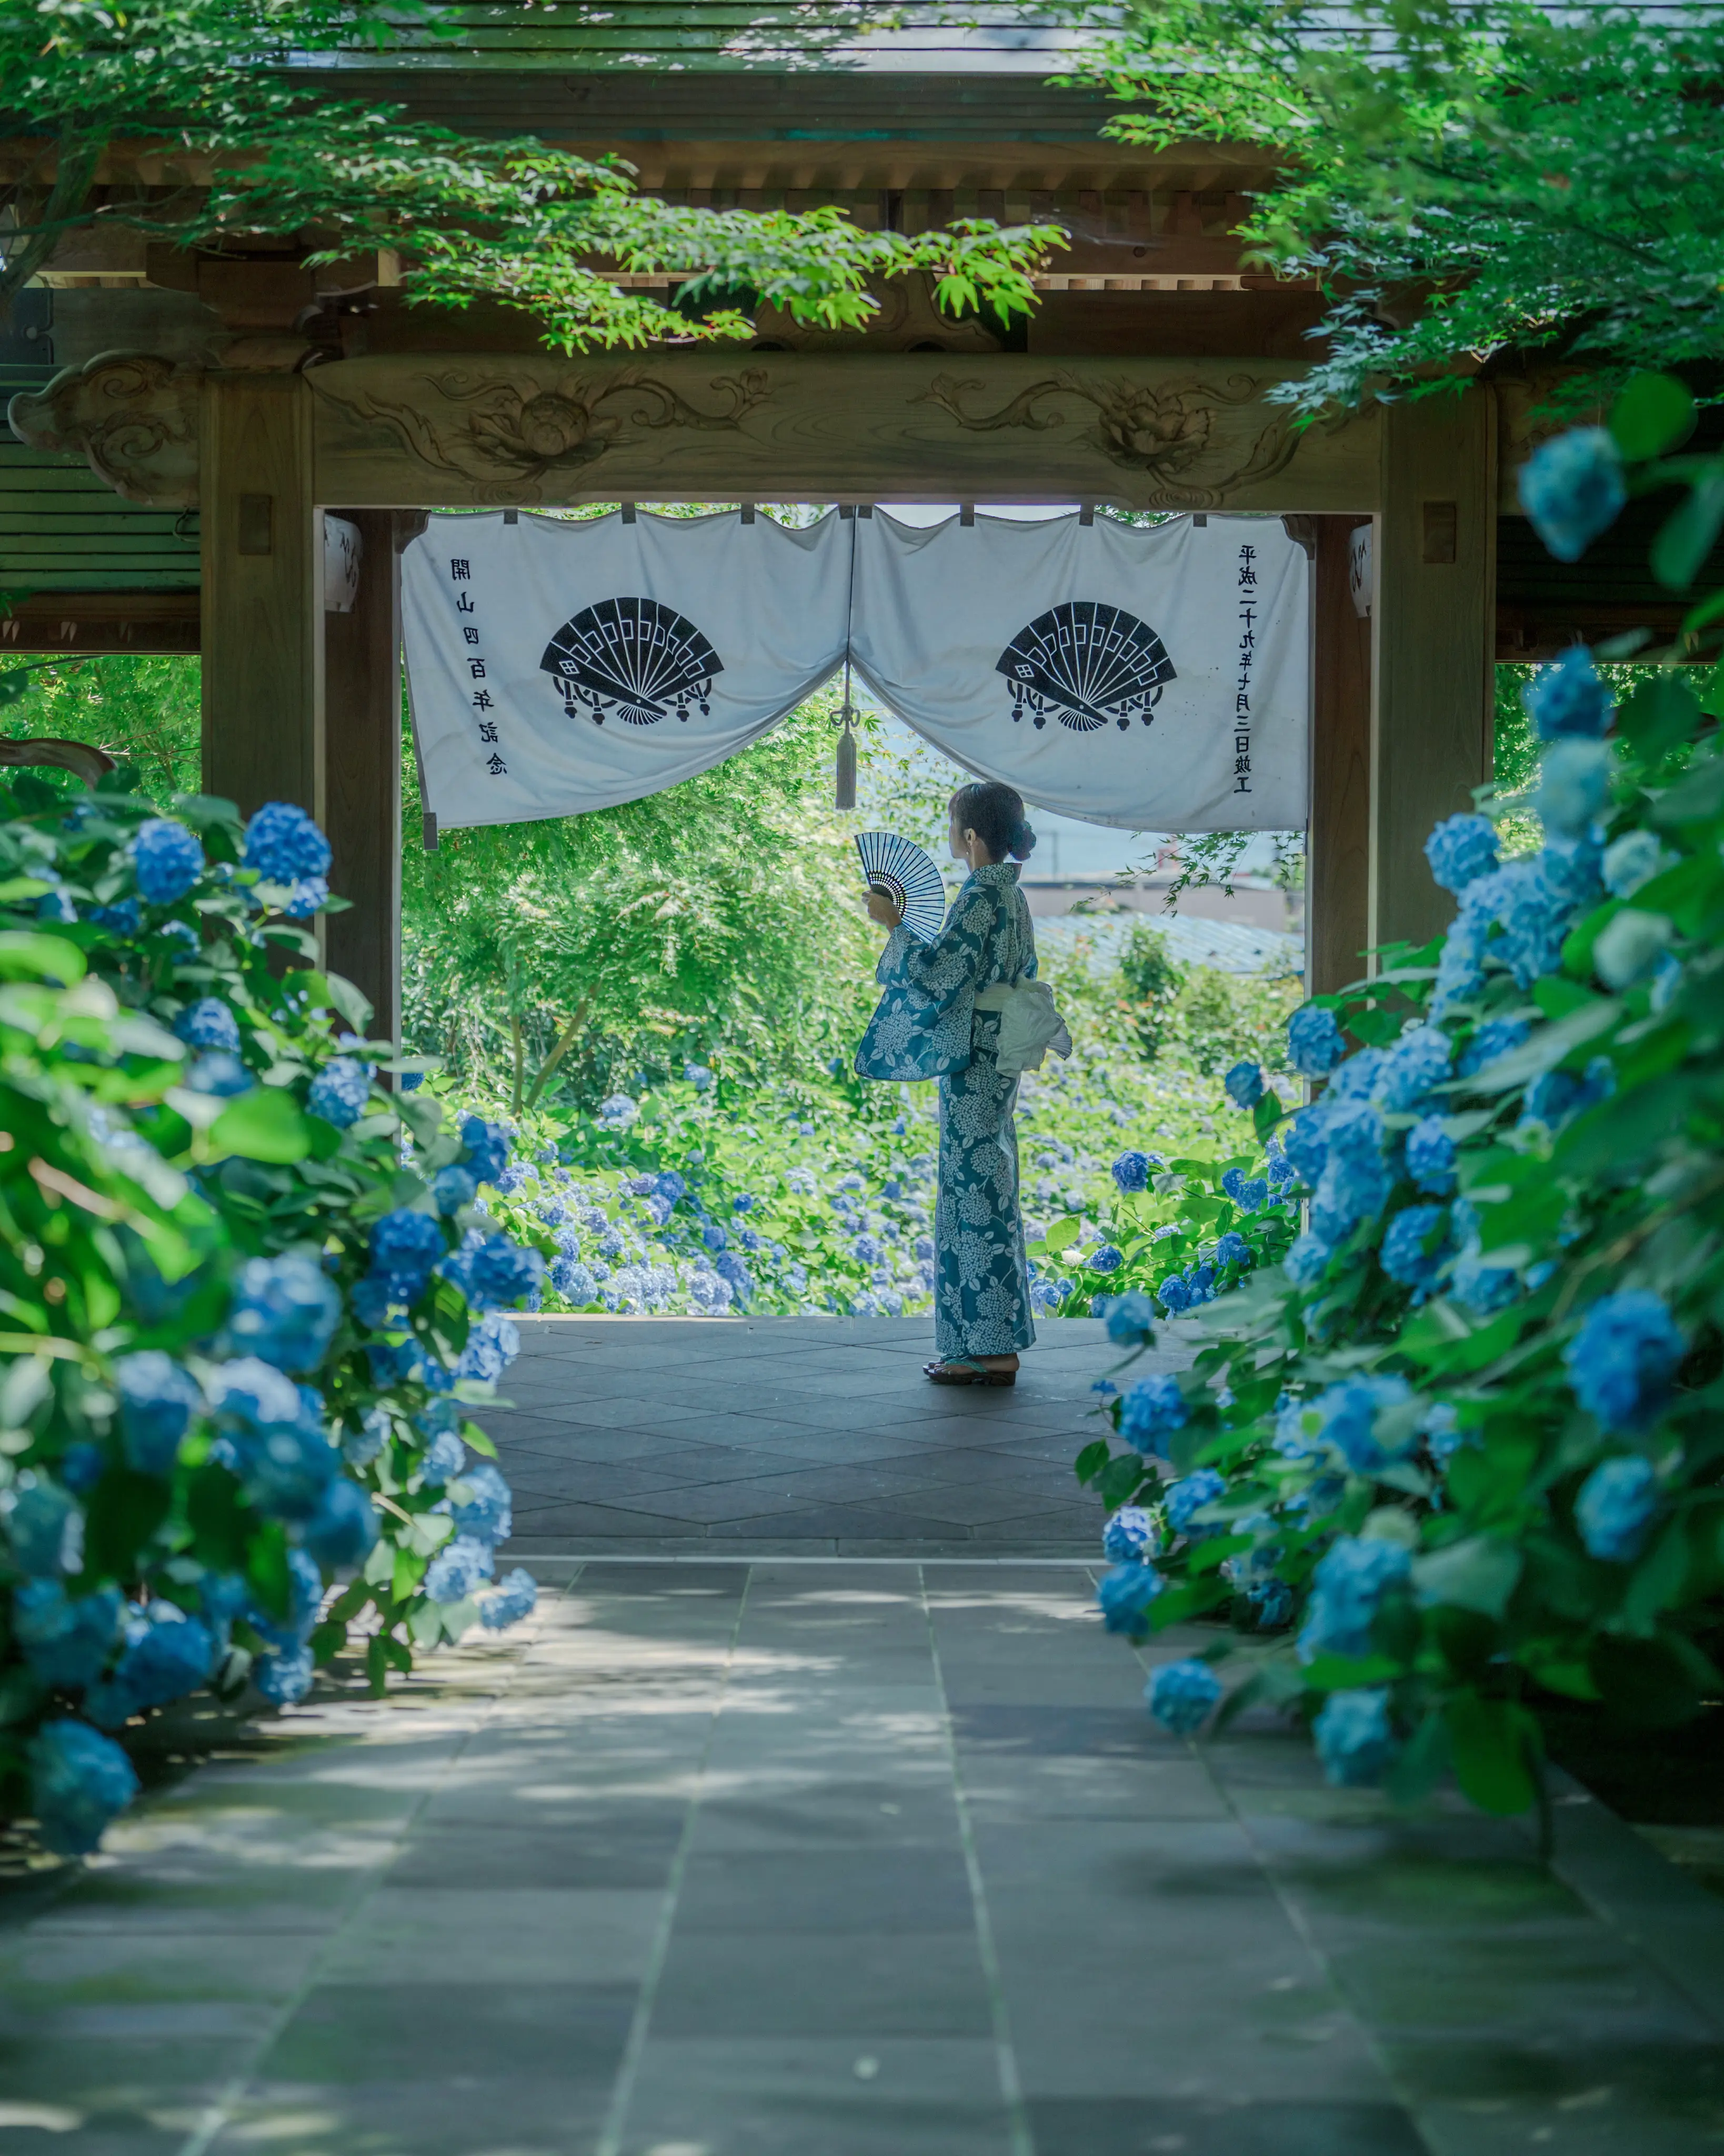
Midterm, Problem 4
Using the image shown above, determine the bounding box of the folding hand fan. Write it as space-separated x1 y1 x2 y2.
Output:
856 830 947 945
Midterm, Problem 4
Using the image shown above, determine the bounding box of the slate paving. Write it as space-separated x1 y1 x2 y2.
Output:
492 1313 1149 1556
7 1561 1724 2156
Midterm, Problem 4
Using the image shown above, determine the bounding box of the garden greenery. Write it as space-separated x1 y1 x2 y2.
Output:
1082 375 1724 1824
1 1 1053 350
0 775 547 1855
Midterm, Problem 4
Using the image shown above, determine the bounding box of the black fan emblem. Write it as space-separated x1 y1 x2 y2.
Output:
996 602 1176 732
539 597 723 727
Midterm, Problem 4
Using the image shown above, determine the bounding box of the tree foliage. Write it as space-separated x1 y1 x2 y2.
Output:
1 1 1055 344
1069 0 1724 410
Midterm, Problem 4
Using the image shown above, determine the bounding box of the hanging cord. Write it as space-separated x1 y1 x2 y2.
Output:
834 507 859 810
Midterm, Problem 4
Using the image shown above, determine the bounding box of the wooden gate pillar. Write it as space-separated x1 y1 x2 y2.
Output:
201 374 323 822
1369 392 1497 957
1307 515 1374 995
323 510 402 1044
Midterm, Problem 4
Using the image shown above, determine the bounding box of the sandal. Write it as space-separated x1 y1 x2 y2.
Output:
924 1358 1017 1387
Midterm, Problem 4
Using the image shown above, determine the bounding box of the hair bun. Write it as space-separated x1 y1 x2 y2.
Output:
1010 819 1037 860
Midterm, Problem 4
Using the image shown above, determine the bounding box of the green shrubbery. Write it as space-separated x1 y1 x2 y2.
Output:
1082 378 1724 1823
0 774 545 1855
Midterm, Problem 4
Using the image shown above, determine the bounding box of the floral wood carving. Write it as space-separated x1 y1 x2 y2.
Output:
308 365 773 496
6 353 203 508
918 371 1303 508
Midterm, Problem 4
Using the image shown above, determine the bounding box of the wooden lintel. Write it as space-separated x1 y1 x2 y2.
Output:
306 352 1381 513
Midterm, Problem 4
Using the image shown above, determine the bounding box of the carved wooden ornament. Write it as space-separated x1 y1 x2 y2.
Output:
6 353 203 509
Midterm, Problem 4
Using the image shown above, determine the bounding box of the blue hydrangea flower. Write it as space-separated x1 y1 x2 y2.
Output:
89 897 142 935
1424 814 1500 896
1097 1560 1165 1635
342 1406 391 1468
1111 1150 1151 1194
1088 1244 1124 1274
598 1094 639 1130
186 1051 252 1097
14 1580 122 1690
1310 1104 1392 1247
1380 1205 1452 1295
28 1719 141 1854
715 1252 753 1299
481 1568 539 1629
425 1534 497 1603
1535 737 1612 837
455 1312 520 1383
1575 1454 1659 1562
1215 1231 1252 1271
132 818 204 904
6 1481 83 1578
1287 1005 1346 1077
244 801 331 883
704 1222 730 1254
656 1170 687 1203
1224 1060 1264 1111
1119 1374 1188 1453
301 1479 379 1569
1314 1687 1398 1788
1102 1504 1158 1563
116 1351 202 1475
368 1208 445 1291
222 1412 338 1523
1298 1536 1411 1661
1523 647 1614 739
36 887 77 924
1521 1058 1614 1133
251 1643 315 1705
1563 1290 1683 1432
1405 1116 1457 1196
731 1193 755 1214
1283 1232 1332 1288
227 1252 341 1374
1602 830 1670 900
306 1056 372 1128
175 998 240 1055
1450 1249 1522 1315
433 1164 479 1215
1458 1017 1531 1080
1155 1270 1192 1315
419 1428 466 1488
470 1239 546 1312
1146 1658 1222 1735
1165 1468 1226 1536
684 1062 714 1090
1102 1290 1157 1344
1221 1167 1268 1214
458 1115 511 1186
550 1257 596 1304
1376 1028 1451 1114
1315 1376 1416 1473
1517 426 1626 562
447 1463 513 1545
83 1604 217 1728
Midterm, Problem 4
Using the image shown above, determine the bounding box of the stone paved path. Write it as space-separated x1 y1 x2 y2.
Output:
7 1562 1724 2156
492 1315 1149 1556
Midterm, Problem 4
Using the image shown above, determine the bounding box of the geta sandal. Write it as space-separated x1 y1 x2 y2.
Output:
924 1358 1017 1387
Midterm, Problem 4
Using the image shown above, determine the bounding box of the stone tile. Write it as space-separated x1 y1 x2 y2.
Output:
1027 2097 1429 2154
257 1980 636 2084
674 1848 975 1932
619 2037 1013 2156
648 1930 994 2038
497 1499 710 1539
209 2076 615 2156
314 1888 664 1984
384 1818 684 1891
705 1504 979 1542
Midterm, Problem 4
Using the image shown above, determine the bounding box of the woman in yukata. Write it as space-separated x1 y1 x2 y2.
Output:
856 779 1039 1386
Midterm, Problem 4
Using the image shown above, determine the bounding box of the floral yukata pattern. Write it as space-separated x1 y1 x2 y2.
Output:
856 862 1037 1360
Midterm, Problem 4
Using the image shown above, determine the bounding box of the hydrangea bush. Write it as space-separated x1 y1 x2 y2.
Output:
1080 376 1724 1825
446 1037 1239 1321
0 776 543 1854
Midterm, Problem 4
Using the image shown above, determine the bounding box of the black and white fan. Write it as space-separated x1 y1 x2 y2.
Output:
855 830 947 946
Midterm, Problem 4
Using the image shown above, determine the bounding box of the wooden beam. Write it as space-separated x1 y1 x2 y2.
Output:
322 509 402 1045
0 593 198 653
308 353 1381 513
200 375 322 822
1307 515 1372 995
1369 393 1496 957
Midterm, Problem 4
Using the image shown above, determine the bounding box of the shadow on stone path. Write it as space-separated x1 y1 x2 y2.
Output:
6 1563 1724 2155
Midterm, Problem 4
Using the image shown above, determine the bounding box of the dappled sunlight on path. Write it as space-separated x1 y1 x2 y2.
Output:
6 1562 1724 2153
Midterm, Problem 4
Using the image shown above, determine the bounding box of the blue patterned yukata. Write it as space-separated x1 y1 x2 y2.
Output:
856 861 1037 1360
